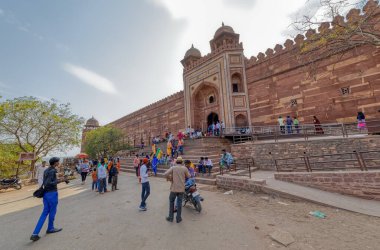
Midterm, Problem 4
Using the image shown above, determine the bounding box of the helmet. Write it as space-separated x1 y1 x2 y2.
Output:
49 157 60 166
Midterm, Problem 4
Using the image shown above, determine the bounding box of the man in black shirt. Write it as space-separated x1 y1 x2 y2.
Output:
30 157 67 242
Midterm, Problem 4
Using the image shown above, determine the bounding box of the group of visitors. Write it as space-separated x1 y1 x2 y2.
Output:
88 157 121 193
207 121 225 136
277 116 300 134
197 157 213 176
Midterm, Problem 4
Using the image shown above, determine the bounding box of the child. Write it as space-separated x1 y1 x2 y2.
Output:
198 157 205 175
91 167 98 191
204 157 213 176
109 163 119 191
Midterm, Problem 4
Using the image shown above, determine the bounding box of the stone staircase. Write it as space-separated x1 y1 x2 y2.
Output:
119 137 232 185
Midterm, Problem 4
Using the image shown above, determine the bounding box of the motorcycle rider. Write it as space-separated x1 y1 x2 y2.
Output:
164 157 190 223
30 157 68 242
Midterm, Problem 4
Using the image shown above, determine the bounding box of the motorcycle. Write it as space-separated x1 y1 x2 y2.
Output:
183 179 203 212
0 177 22 190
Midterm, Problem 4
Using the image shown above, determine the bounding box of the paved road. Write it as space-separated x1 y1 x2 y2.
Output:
0 173 265 250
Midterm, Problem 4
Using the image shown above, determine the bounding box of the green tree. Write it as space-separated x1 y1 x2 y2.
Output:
291 0 380 63
84 125 130 159
0 97 84 175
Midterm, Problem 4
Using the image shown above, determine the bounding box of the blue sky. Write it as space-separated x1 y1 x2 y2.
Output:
0 0 322 128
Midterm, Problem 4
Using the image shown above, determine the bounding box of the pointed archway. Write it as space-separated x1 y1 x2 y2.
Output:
191 83 220 131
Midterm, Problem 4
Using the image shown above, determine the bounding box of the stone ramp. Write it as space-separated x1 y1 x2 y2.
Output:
253 171 380 217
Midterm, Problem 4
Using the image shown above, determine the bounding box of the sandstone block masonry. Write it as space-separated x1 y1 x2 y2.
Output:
101 2 380 146
216 175 266 191
275 171 380 201
231 136 380 170
110 91 185 146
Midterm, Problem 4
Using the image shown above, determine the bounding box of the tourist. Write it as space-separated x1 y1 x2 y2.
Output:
185 160 195 179
151 155 158 176
286 116 293 134
178 138 184 155
133 154 140 178
177 130 184 141
168 132 174 142
80 159 90 185
139 158 150 211
30 157 67 242
164 157 190 223
198 157 205 175
186 126 191 137
221 121 225 135
293 117 300 134
216 121 221 136
167 140 173 159
313 116 324 134
107 158 113 184
357 111 366 130
97 159 107 194
109 162 119 191
36 161 47 187
116 158 121 172
220 149 234 171
212 122 216 136
91 165 98 191
204 157 213 176
278 116 285 134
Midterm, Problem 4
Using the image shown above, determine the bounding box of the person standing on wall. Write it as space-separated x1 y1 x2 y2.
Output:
30 157 68 242
278 116 285 134
293 116 300 134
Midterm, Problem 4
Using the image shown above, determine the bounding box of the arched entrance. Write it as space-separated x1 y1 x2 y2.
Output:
207 112 219 126
191 83 220 131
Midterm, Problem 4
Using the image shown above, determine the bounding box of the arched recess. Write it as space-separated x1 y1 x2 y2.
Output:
235 114 248 127
191 82 220 131
231 73 243 93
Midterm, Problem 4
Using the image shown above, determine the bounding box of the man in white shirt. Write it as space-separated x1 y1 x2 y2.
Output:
139 158 150 211
204 157 213 176
36 161 47 186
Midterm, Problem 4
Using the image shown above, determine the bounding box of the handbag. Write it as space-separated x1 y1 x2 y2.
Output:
33 186 45 198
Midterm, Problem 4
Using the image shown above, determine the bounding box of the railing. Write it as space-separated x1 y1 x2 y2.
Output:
224 119 380 142
219 157 254 178
274 150 380 172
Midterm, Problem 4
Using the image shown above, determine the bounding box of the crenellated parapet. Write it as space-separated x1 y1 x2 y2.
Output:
246 0 380 68
183 42 244 73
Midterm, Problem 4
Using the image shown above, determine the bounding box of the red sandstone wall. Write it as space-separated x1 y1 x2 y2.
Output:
245 3 380 125
110 91 185 146
275 171 380 201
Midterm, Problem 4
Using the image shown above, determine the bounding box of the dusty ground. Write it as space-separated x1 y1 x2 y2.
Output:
0 173 265 250
1 173 379 250
217 189 380 250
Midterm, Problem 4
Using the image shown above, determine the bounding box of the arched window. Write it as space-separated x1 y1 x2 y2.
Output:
232 73 243 93
209 95 215 104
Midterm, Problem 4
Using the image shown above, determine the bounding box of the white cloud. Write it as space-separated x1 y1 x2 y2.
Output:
63 63 118 95
152 0 308 59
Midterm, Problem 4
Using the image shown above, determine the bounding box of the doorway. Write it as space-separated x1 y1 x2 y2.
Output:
207 112 219 126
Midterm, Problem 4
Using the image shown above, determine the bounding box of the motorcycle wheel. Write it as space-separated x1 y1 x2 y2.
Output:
14 184 22 190
194 197 202 212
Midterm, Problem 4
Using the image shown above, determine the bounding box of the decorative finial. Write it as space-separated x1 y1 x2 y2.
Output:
222 22 224 26
191 44 194 48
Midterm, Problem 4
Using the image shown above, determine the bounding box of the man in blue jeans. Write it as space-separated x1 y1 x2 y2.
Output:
139 158 150 211
30 157 68 242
